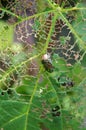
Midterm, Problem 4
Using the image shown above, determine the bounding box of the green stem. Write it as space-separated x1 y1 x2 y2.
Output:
14 9 56 26
46 0 56 8
62 7 86 12
0 7 22 20
25 66 42 130
45 73 64 130
42 12 59 54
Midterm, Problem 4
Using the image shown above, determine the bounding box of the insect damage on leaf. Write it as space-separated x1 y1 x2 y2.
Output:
51 105 61 117
58 76 74 88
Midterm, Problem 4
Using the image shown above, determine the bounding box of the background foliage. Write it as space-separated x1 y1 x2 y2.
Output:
0 0 86 130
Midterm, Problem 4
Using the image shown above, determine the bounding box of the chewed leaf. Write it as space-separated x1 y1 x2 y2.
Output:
0 0 86 130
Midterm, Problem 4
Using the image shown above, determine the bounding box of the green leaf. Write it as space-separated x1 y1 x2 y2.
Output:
0 21 13 50
0 0 86 129
0 100 28 130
